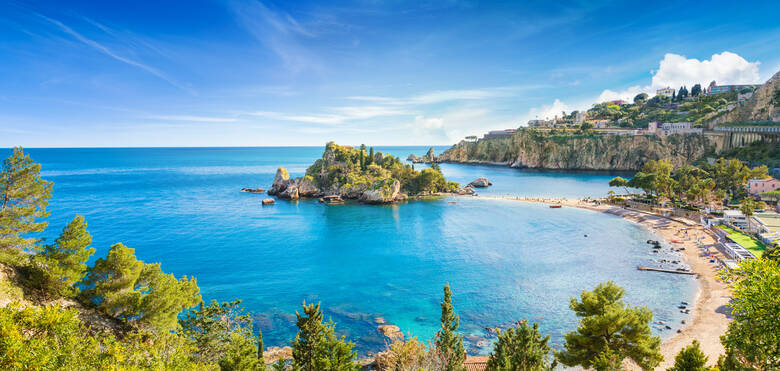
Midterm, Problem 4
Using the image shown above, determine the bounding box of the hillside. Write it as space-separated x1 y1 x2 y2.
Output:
428 129 715 171
709 70 780 125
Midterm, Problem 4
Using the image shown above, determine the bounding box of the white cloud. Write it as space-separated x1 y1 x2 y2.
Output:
525 99 571 121
595 51 761 102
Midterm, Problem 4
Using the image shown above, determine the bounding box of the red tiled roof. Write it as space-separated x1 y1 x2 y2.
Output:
465 356 489 371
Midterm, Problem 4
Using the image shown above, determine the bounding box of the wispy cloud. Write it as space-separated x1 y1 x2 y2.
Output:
36 13 191 93
347 87 527 106
145 115 239 123
229 0 318 72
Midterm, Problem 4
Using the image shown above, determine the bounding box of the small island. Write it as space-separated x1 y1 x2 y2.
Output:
268 142 470 203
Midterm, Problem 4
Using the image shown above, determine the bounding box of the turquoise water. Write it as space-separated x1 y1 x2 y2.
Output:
12 147 696 354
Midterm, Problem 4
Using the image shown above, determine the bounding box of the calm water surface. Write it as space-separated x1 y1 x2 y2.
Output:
12 147 697 354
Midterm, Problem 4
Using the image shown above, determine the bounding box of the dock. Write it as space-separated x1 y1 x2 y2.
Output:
637 266 697 275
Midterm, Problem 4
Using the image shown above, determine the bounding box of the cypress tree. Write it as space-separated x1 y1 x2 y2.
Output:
291 301 358 371
36 215 95 296
368 147 374 165
434 283 465 371
0 147 53 254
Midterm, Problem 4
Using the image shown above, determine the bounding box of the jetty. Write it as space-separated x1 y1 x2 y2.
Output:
637 266 696 275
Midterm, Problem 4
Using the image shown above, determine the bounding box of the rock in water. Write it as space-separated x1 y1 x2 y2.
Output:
296 176 319 197
377 324 404 342
468 177 492 188
268 167 291 195
262 199 275 205
359 179 401 204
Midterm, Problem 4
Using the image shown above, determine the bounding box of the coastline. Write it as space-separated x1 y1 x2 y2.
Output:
476 196 732 369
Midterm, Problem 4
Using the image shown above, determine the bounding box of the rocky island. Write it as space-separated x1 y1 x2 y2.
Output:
268 142 466 204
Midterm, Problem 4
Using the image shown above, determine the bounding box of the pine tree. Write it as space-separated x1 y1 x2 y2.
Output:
434 283 465 371
668 340 711 371
82 243 201 332
556 281 663 370
291 301 358 371
36 215 95 296
180 299 263 370
486 320 555 371
0 147 53 254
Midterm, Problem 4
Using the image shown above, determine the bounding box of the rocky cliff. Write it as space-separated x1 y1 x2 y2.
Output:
709 70 780 126
427 129 716 171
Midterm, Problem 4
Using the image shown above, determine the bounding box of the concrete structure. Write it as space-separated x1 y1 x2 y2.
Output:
746 178 780 195
723 209 748 229
706 80 758 95
656 87 674 97
713 124 780 148
752 211 780 245
483 129 516 139
648 122 703 136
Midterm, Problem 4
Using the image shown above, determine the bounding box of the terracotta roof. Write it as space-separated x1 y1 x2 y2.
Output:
465 356 488 371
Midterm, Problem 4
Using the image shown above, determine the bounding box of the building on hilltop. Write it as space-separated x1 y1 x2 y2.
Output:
707 80 759 95
656 87 674 97
747 178 780 195
483 129 516 139
647 121 703 136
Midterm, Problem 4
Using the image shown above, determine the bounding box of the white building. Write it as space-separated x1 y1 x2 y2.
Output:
656 87 674 97
723 209 748 229
648 122 703 136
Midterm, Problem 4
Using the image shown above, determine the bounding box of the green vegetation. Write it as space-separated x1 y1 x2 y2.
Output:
486 320 556 371
717 226 768 258
433 283 466 371
710 141 780 168
556 281 663 370
668 340 713 371
306 142 459 196
32 215 95 296
0 147 53 256
291 301 358 371
612 158 768 204
718 258 780 369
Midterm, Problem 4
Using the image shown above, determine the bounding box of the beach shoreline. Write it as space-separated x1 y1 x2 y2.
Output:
476 196 732 369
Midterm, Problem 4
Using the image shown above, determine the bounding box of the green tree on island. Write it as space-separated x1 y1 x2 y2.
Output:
434 283 465 371
291 301 358 371
33 215 95 296
556 281 663 370
0 147 53 257
667 340 712 371
717 258 780 369
486 320 556 371
180 299 265 370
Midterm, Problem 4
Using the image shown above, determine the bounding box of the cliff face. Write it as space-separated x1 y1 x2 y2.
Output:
435 130 715 171
709 70 780 126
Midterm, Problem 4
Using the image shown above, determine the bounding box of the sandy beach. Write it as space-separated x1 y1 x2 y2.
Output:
490 196 732 369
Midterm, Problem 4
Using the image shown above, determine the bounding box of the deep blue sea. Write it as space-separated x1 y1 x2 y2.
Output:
10 146 697 355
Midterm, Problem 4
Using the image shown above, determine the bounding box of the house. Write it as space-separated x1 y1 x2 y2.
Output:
723 209 748 229
483 129 516 139
656 87 674 97
609 99 627 106
746 178 780 195
706 81 759 95
650 122 703 136
594 119 609 128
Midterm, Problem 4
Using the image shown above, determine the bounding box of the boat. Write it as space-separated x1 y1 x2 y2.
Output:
321 195 345 205
549 204 562 208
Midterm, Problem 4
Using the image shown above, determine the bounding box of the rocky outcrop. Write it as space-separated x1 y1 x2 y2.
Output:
240 187 265 193
263 346 292 364
359 179 401 204
430 130 715 171
408 147 437 163
708 70 780 126
268 168 292 196
261 199 275 205
468 177 492 187
377 324 404 342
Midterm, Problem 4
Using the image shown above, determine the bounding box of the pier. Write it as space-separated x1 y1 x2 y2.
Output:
637 266 697 275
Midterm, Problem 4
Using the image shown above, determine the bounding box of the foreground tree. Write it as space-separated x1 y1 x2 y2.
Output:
556 281 662 370
82 243 201 332
486 320 555 371
0 147 53 255
180 299 264 370
291 301 358 371
608 176 630 195
34 215 95 296
434 283 465 371
718 258 780 369
667 340 712 371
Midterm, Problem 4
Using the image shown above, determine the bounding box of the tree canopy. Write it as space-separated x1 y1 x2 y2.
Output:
486 320 555 371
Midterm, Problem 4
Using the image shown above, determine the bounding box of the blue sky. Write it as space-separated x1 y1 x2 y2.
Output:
1 0 779 147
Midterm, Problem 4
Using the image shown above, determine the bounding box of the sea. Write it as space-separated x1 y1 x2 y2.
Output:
11 146 698 355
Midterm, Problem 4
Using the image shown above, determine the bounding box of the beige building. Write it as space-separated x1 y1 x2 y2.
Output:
656 87 674 97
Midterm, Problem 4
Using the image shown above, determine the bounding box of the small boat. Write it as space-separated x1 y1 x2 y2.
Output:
549 204 562 208
321 195 345 205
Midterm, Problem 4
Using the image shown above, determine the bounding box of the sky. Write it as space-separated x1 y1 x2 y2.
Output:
1 0 780 147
